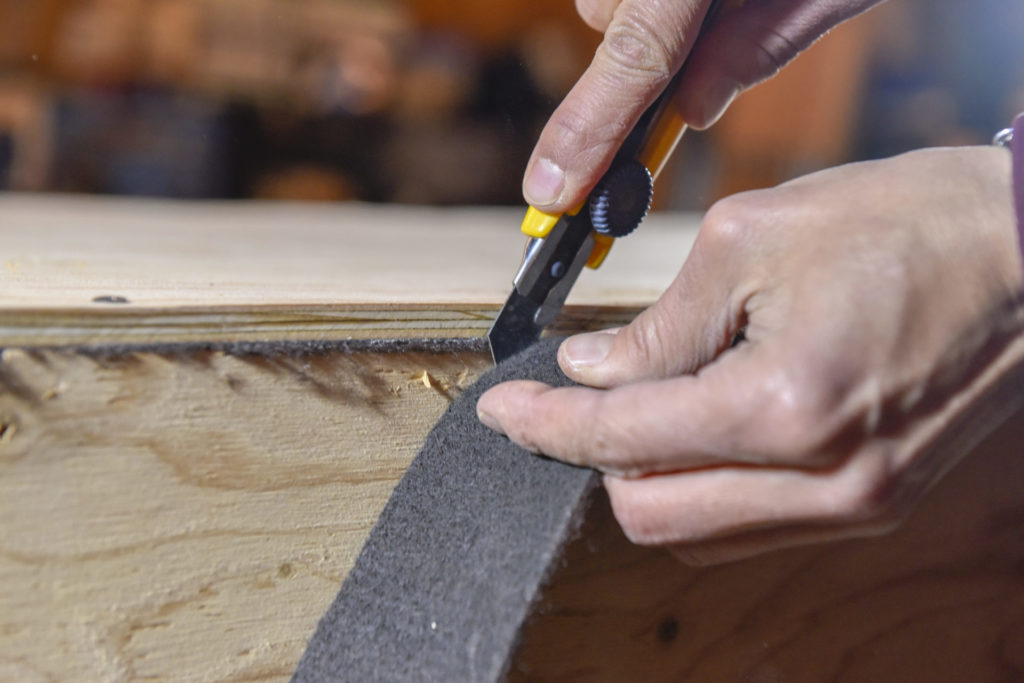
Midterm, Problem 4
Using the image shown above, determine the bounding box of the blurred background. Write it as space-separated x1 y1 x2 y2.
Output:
0 0 1022 210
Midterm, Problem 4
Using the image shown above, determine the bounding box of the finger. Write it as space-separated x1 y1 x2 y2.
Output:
478 344 784 475
558 206 751 387
575 0 622 32
676 0 884 128
558 292 736 388
523 0 713 212
666 517 899 566
603 443 905 551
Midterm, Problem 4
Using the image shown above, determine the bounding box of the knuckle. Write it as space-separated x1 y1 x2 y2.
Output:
699 193 765 254
755 367 840 466
778 407 830 464
543 103 623 169
599 10 676 80
621 312 670 377
545 105 589 151
575 0 612 30
740 27 800 81
608 489 664 545
586 415 626 470
833 454 902 525
586 396 648 474
501 412 542 453
710 21 801 87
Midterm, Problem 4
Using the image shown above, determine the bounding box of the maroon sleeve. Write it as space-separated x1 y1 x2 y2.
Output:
1013 113 1024 274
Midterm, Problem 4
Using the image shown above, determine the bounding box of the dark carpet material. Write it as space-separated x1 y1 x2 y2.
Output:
292 338 600 682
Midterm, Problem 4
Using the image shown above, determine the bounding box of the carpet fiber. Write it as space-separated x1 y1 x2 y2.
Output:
292 338 599 682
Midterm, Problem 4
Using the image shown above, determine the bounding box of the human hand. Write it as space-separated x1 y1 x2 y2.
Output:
524 0 884 213
480 146 1024 564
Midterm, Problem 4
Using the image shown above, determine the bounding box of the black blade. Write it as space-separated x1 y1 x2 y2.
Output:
487 289 543 363
487 213 595 364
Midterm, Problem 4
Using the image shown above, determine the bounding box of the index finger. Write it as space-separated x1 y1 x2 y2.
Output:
477 343 796 476
523 0 714 212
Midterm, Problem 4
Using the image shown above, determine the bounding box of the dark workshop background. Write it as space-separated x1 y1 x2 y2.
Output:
0 0 1022 209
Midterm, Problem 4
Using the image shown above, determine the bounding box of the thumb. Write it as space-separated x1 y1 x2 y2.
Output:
559 260 741 388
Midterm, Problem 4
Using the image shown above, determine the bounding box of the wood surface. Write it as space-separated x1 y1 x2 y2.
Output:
0 194 695 345
2 196 1023 682
0 195 690 681
513 402 1024 682
0 342 492 681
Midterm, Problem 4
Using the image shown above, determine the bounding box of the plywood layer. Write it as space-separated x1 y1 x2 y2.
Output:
0 194 697 345
0 343 493 681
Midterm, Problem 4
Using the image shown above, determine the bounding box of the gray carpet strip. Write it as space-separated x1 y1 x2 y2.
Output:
292 338 599 682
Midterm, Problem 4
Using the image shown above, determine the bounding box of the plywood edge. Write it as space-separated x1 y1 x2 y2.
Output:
0 303 645 347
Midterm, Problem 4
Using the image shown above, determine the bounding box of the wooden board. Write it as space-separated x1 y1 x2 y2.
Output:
513 405 1024 682
0 194 696 345
0 343 493 681
2 195 1023 681
0 195 692 680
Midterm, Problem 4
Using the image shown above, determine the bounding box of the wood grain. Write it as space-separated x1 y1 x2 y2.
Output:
0 343 492 681
513 404 1024 682
0 194 697 345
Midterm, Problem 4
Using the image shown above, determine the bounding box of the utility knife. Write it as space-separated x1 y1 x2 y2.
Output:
487 45 710 363
487 0 728 363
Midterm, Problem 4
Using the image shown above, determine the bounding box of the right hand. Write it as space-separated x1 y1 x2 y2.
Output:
523 0 886 213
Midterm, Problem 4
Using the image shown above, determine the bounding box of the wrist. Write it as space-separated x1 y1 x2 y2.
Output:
994 113 1024 277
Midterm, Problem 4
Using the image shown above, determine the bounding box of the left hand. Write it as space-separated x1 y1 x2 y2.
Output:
479 146 1024 565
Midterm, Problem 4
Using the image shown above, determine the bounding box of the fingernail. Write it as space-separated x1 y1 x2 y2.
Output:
524 158 564 207
477 407 504 434
563 332 614 369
